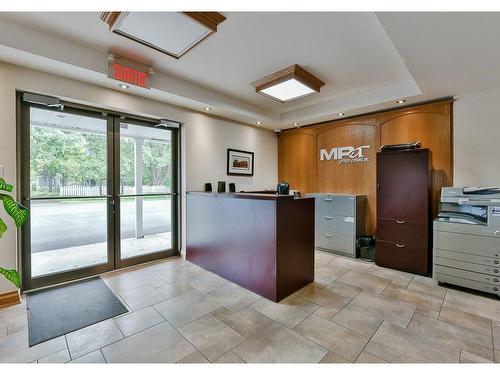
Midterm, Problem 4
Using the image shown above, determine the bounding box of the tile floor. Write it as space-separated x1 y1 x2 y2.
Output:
1 250 500 363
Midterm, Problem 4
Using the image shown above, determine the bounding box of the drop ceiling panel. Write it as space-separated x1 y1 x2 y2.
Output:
114 12 211 58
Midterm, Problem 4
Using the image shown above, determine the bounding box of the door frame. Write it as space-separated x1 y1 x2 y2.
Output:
17 92 181 291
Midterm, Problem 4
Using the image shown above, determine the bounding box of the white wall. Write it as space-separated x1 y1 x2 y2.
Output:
0 61 278 294
453 86 500 186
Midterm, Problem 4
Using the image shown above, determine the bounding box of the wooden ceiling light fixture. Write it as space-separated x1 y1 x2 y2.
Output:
251 64 325 103
100 12 226 59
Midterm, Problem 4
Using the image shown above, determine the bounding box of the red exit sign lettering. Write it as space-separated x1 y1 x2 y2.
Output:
113 63 149 88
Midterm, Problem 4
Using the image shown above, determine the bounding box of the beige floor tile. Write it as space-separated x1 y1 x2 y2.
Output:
0 329 67 363
114 306 164 337
382 284 443 312
320 351 352 363
7 313 28 335
348 290 416 327
118 284 166 311
355 351 387 363
495 350 500 363
176 351 209 363
102 269 162 294
250 295 319 329
407 275 446 299
102 321 196 363
233 322 328 363
66 319 124 359
460 350 493 363
213 306 273 338
365 321 459 363
187 272 232 293
156 280 194 299
337 270 391 294
408 313 493 360
331 307 382 337
178 315 245 361
299 284 352 310
153 289 222 328
439 306 492 337
0 319 7 337
366 265 414 288
294 314 369 361
214 351 245 363
493 320 500 348
328 256 374 272
416 306 439 319
315 251 335 268
152 263 203 284
38 348 71 363
325 280 362 299
314 306 340 320
443 289 500 322
314 266 348 288
207 284 261 311
69 350 106 363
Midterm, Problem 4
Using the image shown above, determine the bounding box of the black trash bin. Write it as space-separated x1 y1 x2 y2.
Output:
356 235 375 261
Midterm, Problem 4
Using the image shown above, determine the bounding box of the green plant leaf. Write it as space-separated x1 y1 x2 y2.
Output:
0 218 6 238
0 178 13 193
0 194 29 227
0 267 20 289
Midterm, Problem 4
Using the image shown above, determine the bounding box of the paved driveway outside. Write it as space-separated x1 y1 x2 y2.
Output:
31 198 171 252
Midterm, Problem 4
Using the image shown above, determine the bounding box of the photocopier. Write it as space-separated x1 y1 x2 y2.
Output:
433 186 500 297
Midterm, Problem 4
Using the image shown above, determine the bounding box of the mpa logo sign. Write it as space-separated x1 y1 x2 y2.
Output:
320 145 371 164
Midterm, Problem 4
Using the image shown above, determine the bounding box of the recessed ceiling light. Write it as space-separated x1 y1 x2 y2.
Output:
119 84 129 89
256 121 262 125
293 122 299 126
337 113 345 117
252 64 325 103
396 99 406 104
204 107 212 111
101 12 226 59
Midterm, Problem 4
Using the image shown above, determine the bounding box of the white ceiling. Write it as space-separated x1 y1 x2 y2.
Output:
0 12 499 129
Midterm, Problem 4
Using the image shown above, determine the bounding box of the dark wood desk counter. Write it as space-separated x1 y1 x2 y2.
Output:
186 192 315 302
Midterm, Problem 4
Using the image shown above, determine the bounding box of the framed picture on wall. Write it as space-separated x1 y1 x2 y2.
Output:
227 148 254 176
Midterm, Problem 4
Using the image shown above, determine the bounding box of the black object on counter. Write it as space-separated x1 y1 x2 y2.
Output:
217 181 226 193
229 183 236 192
276 182 290 195
204 183 212 192
380 141 421 152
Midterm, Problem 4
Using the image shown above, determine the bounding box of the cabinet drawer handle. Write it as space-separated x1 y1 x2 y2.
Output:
395 220 406 224
324 233 333 238
324 198 333 202
324 216 333 220
395 243 405 248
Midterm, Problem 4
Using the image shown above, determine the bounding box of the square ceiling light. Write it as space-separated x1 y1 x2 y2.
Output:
252 64 325 103
101 12 226 59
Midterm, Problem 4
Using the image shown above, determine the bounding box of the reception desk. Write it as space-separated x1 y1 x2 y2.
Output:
186 192 315 302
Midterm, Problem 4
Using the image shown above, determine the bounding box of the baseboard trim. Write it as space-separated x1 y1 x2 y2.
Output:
0 290 21 309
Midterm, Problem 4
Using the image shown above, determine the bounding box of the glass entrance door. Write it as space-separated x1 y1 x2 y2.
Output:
115 120 178 268
20 99 179 290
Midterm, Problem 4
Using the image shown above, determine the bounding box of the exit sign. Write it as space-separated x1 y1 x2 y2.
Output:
108 54 152 89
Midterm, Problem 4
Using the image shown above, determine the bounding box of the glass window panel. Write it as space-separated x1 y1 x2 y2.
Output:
120 123 172 195
30 198 108 277
29 107 108 198
120 195 172 259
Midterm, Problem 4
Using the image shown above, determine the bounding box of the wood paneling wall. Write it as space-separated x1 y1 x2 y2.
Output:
278 101 453 234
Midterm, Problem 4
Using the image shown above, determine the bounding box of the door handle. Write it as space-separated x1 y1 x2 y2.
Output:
395 220 406 224
324 233 333 238
324 216 333 220
324 198 333 202
396 243 405 248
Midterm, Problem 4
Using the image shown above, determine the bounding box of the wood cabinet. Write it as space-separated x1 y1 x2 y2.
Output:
375 149 431 275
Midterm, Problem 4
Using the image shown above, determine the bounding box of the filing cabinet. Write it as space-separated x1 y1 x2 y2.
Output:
306 193 366 257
